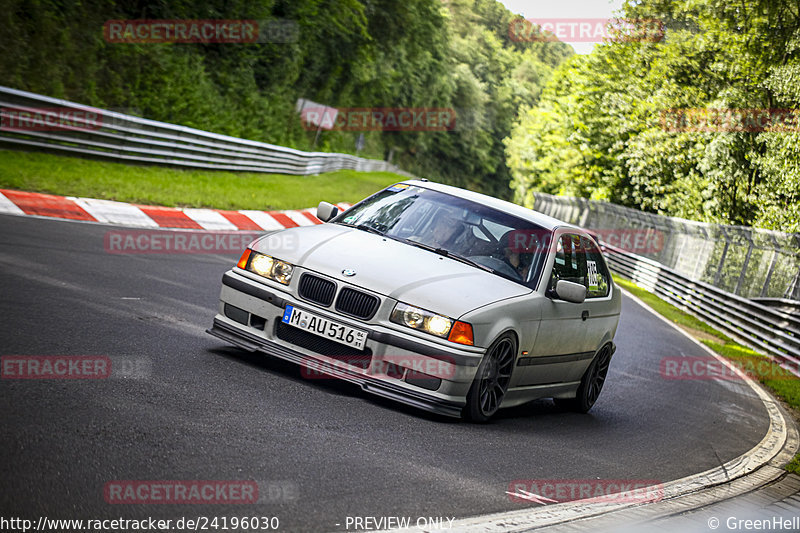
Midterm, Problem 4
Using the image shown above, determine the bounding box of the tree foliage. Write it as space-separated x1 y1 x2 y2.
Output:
0 0 572 199
505 0 800 231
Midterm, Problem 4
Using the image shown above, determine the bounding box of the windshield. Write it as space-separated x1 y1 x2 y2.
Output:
334 184 551 287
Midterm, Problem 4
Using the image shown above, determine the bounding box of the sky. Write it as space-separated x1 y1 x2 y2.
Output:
498 0 626 54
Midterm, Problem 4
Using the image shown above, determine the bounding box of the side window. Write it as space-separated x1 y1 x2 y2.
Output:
548 234 586 291
582 236 610 298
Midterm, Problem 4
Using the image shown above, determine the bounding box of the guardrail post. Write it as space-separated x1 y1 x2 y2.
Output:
760 247 779 297
734 238 755 296
787 269 800 300
673 229 687 269
712 229 730 287
658 225 673 263
693 227 711 280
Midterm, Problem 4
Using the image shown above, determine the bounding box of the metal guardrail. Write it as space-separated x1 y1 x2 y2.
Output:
604 244 800 373
751 298 800 317
0 86 411 177
532 192 800 301
530 192 800 371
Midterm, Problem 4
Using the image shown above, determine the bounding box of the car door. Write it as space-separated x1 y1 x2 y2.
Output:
579 235 618 353
517 231 592 386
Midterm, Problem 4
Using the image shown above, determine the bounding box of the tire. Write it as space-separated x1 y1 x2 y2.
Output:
555 344 613 413
464 333 516 422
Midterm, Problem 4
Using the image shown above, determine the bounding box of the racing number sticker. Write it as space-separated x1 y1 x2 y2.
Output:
587 260 599 291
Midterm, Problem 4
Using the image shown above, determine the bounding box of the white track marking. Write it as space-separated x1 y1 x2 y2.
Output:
71 198 158 227
182 208 238 230
0 191 26 215
301 207 321 219
238 210 286 231
282 210 315 226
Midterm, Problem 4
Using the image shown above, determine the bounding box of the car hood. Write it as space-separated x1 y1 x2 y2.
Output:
251 224 530 318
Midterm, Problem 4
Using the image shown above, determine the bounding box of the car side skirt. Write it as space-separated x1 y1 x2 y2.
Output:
502 381 583 408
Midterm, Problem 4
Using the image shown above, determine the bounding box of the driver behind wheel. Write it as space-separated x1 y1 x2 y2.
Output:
411 207 465 250
499 231 533 281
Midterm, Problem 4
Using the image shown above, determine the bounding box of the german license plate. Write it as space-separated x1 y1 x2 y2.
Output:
281 305 367 350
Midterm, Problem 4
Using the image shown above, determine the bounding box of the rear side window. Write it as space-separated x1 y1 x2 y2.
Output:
581 236 610 298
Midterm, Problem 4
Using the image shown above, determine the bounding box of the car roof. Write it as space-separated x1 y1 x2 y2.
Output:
401 179 579 232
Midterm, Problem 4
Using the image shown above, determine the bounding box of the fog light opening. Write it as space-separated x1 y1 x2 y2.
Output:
250 314 267 330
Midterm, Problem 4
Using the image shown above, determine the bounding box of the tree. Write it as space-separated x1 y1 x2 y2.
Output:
505 0 800 231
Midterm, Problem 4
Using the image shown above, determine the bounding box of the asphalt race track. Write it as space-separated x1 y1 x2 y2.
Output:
0 213 770 531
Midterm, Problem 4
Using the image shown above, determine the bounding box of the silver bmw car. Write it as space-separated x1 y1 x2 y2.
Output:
207 180 621 421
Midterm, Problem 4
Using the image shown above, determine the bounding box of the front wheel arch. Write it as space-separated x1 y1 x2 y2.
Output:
463 331 518 422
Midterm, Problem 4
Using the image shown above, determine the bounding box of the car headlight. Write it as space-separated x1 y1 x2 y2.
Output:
236 249 294 285
390 302 474 345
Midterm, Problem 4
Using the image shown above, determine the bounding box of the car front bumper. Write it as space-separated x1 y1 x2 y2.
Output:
206 270 486 418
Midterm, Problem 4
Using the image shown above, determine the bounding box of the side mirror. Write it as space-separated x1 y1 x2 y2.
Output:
316 201 339 222
548 280 587 304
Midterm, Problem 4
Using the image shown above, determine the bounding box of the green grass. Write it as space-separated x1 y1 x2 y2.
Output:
0 149 405 210
613 274 800 474
785 455 800 475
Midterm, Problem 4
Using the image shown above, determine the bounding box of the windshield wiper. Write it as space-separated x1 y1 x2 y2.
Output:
443 250 495 273
337 222 384 236
401 239 494 273
356 224 384 236
399 238 441 254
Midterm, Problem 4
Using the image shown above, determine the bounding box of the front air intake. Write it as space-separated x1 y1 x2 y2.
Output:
298 273 336 307
335 288 379 320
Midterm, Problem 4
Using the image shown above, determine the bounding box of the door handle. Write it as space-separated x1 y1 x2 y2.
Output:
581 310 589 321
